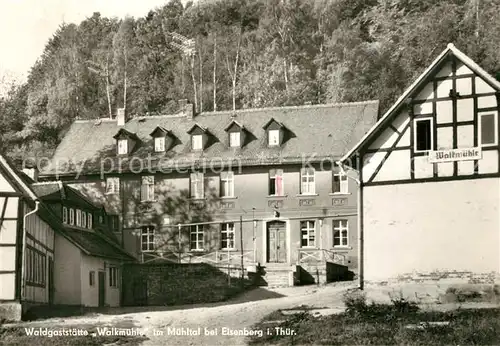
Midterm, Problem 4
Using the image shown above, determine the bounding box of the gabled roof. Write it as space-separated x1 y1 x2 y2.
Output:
113 128 139 140
149 126 170 137
187 123 208 134
340 43 500 162
224 119 245 132
41 101 379 176
262 118 284 129
32 181 103 210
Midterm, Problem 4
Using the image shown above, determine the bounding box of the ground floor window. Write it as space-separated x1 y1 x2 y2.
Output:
26 247 46 287
89 271 95 286
190 225 204 251
109 267 118 288
221 223 235 249
333 220 349 247
300 220 316 247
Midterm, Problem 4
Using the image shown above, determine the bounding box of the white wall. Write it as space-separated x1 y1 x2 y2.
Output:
54 234 82 305
80 255 121 307
363 178 500 281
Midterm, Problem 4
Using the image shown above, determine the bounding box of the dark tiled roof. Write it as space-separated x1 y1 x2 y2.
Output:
31 182 64 199
62 228 135 261
41 101 379 176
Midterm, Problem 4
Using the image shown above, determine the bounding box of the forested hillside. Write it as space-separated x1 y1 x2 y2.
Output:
1 0 499 161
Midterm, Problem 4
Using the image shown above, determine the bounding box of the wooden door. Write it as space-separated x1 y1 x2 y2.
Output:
267 221 286 263
48 257 54 305
98 271 105 307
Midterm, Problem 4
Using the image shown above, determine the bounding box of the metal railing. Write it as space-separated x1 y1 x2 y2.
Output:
297 248 346 265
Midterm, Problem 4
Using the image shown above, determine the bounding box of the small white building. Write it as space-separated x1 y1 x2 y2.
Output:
0 155 134 321
340 43 500 285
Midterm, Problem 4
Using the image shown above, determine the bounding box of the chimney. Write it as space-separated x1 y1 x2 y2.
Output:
22 167 39 182
117 108 126 126
179 99 194 119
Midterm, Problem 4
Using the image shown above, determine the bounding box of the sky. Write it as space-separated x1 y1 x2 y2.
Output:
0 0 181 83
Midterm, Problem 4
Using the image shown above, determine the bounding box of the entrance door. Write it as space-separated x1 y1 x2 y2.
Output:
267 221 287 263
98 271 105 307
48 257 54 305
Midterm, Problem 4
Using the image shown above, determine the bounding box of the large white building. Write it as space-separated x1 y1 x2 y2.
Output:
341 43 500 285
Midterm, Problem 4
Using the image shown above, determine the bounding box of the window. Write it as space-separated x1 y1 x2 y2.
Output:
106 177 120 194
141 226 155 252
192 135 203 150
220 171 234 197
117 139 128 155
221 223 235 249
300 221 316 247
414 118 433 152
300 168 315 195
76 209 82 227
81 211 87 228
154 137 166 152
190 225 204 251
88 213 93 229
62 207 68 224
69 208 75 225
333 220 349 247
141 176 155 201
269 169 284 196
229 132 241 147
109 267 118 288
89 271 95 286
333 164 348 194
268 129 280 146
479 112 498 146
25 247 46 287
190 172 204 199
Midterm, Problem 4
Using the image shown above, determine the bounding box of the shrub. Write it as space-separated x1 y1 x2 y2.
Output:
389 292 419 313
342 289 368 315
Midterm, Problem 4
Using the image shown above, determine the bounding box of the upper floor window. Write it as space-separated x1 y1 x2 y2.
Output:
300 220 316 248
109 267 118 288
141 176 155 202
76 209 82 227
69 208 75 225
192 135 203 150
479 112 498 146
81 211 87 228
190 225 204 251
117 139 128 155
230 132 241 147
414 118 433 152
333 164 348 194
190 172 204 199
221 223 235 249
154 137 166 152
220 171 234 198
268 130 280 146
106 177 120 194
141 225 155 252
333 220 349 247
89 271 95 286
269 169 284 196
88 213 93 229
62 206 68 224
300 168 315 195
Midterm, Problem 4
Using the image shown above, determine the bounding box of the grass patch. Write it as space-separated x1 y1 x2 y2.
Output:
249 290 500 345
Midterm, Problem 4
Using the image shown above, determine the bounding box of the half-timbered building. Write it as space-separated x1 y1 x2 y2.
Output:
340 43 500 285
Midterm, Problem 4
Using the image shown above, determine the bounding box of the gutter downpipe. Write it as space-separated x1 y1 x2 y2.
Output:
337 156 363 290
21 200 40 301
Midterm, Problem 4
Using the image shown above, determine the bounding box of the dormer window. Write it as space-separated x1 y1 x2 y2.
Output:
187 124 209 151
150 126 174 153
113 128 139 155
263 118 286 147
192 135 203 150
268 130 280 146
155 137 165 152
230 132 241 147
118 139 128 155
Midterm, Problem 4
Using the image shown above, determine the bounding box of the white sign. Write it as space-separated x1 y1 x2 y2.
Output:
428 147 482 163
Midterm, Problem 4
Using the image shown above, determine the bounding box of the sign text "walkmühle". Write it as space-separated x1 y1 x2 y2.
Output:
428 148 482 163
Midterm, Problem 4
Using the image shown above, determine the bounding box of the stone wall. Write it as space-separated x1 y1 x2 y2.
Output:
297 262 350 285
122 263 250 306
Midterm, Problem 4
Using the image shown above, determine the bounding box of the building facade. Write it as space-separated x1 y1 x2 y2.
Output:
41 101 379 286
341 43 500 285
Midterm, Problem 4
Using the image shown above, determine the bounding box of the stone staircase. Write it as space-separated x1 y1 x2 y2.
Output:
261 265 297 287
